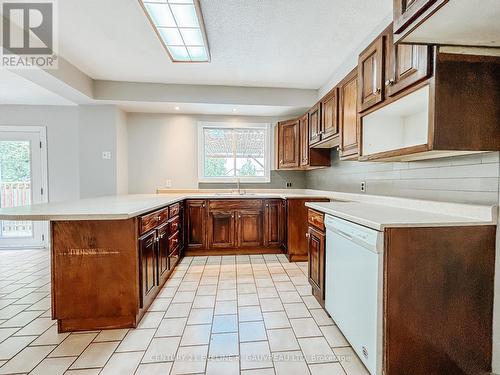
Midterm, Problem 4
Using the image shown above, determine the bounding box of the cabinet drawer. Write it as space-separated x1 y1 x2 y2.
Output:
308 209 325 231
140 208 169 235
168 215 181 234
169 203 180 218
168 231 180 253
208 199 263 210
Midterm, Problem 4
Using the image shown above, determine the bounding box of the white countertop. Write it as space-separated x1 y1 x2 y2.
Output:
306 201 496 231
0 191 327 221
0 189 496 228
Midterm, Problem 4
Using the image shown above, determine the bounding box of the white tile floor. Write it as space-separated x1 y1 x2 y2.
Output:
0 249 370 375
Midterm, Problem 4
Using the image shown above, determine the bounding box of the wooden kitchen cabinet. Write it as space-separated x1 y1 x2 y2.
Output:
320 87 339 145
277 119 300 169
339 68 359 159
157 223 169 285
308 103 322 146
393 0 442 34
264 199 285 247
237 209 264 247
358 33 385 112
306 209 325 305
208 210 235 248
186 200 207 250
299 113 309 166
139 230 158 309
385 31 431 97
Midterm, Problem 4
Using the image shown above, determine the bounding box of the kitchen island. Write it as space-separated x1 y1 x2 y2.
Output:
0 191 330 332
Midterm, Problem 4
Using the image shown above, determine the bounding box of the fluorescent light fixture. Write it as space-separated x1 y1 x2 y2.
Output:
140 0 210 62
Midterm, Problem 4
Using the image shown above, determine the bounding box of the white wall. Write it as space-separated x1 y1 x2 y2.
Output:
127 113 279 193
0 105 80 202
116 109 128 195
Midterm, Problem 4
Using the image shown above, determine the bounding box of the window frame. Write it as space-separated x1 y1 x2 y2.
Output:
198 122 271 183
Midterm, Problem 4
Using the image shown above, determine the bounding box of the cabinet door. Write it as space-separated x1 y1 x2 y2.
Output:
208 210 235 248
186 200 207 249
308 103 322 145
278 120 300 168
157 223 169 284
307 227 325 304
339 69 359 159
139 231 158 308
358 36 384 112
299 113 309 166
321 88 339 140
237 209 264 247
264 200 283 247
393 0 443 34
386 41 431 97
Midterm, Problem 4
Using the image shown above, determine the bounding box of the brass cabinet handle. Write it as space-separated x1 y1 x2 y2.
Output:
375 87 381 94
385 79 394 86
305 233 310 238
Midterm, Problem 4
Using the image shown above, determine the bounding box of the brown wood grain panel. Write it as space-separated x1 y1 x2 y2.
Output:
139 208 168 235
237 209 264 247
186 200 207 249
309 103 322 145
51 219 139 331
208 210 235 248
339 68 359 159
307 226 325 305
321 87 339 140
384 226 495 375
307 209 325 231
208 199 263 210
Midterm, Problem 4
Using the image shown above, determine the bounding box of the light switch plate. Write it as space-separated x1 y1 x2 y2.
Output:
102 151 111 160
165 179 172 188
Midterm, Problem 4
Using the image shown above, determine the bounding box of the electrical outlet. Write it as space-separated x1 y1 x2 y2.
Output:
360 181 366 192
101 151 111 160
165 179 172 188
286 182 292 188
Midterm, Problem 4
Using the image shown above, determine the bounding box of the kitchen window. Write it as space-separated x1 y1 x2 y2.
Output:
198 122 271 183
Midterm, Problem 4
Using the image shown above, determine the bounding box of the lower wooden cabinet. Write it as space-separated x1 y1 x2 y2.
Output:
139 230 158 309
186 199 284 253
237 209 264 247
264 200 285 246
186 200 207 250
306 209 326 305
138 201 184 310
208 209 235 248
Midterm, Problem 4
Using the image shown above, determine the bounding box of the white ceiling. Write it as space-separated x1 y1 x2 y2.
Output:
0 70 75 106
59 0 392 89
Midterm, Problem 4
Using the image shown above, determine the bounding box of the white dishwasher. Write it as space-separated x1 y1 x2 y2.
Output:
324 215 384 375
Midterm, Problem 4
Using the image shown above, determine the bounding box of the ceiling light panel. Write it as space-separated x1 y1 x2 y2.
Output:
141 0 210 62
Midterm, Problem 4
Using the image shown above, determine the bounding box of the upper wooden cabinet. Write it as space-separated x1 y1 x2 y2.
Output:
393 0 500 47
385 30 431 97
339 69 359 160
321 88 339 141
358 34 385 112
393 0 440 34
277 119 300 169
299 113 309 166
360 52 500 161
308 103 322 146
276 115 330 171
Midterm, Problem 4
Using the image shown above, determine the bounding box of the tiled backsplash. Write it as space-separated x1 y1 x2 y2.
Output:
199 170 307 190
306 151 499 205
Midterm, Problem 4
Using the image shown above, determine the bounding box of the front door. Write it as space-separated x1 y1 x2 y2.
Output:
0 127 48 249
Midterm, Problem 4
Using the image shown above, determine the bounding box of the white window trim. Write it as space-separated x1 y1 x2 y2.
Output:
198 122 271 183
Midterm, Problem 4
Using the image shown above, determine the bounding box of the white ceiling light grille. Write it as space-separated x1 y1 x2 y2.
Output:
140 0 210 62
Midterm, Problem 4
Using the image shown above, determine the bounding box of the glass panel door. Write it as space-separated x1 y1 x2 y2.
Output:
0 128 47 249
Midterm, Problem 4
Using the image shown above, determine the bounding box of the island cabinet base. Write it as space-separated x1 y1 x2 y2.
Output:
51 219 142 332
51 202 184 333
